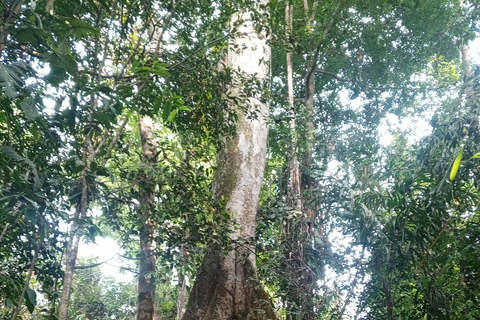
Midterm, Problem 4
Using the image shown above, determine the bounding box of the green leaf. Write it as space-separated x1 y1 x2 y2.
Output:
162 99 173 122
0 62 28 99
450 147 463 180
0 146 41 189
24 288 37 313
470 152 480 159
178 105 191 111
167 109 178 122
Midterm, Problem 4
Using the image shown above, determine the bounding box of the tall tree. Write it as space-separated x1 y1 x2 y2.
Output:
182 1 276 319
136 115 157 320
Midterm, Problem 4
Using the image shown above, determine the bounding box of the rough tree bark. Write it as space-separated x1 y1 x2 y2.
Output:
136 115 157 320
182 2 276 319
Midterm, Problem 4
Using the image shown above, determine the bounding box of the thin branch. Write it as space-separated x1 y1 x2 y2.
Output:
81 70 137 80
106 196 138 206
152 0 187 57
417 221 450 274
93 128 110 157
314 69 448 92
101 115 129 167
0 201 21 243
315 69 349 82
104 261 139 275
74 255 116 270
305 42 322 87
11 44 44 59
168 34 230 71
118 14 155 79
97 0 118 81
11 247 38 320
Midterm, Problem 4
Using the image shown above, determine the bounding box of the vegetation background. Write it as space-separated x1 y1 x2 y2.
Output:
1 0 480 319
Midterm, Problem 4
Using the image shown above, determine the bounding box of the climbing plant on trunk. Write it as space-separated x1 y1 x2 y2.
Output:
182 1 276 319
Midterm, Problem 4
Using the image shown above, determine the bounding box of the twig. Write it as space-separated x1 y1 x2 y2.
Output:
104 261 139 275
168 34 230 71
101 115 129 167
11 247 38 320
315 69 349 82
417 221 450 274
74 255 116 270
152 0 187 57
0 201 21 243
93 128 110 157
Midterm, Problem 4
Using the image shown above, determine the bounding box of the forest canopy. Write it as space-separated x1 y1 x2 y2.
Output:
1 0 480 319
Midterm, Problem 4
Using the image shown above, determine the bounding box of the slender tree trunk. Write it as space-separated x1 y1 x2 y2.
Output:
284 3 305 320
459 0 473 105
384 273 393 320
11 247 38 319
298 50 317 320
282 1 320 319
282 1 320 318
176 271 187 319
286 3 302 213
303 1 319 242
137 115 157 320
57 22 109 318
58 169 89 320
182 2 275 319
176 242 188 320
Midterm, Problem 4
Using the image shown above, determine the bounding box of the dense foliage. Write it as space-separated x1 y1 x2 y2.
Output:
1 0 479 319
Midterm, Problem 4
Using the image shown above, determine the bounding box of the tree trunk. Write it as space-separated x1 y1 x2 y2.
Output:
286 2 302 213
284 3 305 320
182 2 275 319
282 1 319 319
297 43 318 320
58 163 89 320
137 115 157 320
176 244 188 320
459 0 473 105
177 272 187 319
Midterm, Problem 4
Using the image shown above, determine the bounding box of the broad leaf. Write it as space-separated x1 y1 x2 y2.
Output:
24 288 36 313
0 146 41 189
0 62 28 99
450 147 464 180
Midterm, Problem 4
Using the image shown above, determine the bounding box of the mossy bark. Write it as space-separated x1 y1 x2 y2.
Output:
182 2 275 319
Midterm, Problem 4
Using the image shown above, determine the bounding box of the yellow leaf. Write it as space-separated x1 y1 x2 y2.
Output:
450 147 464 180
